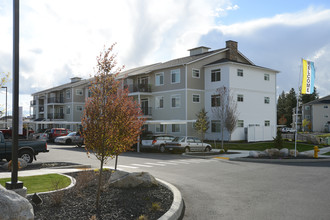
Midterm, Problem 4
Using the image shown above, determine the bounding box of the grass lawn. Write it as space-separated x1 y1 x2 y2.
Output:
209 141 317 152
323 152 330 156
0 174 71 194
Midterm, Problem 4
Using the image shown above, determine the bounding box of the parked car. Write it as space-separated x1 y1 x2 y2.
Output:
54 132 84 146
39 128 70 142
281 127 296 133
0 131 49 163
165 136 212 153
141 134 175 152
0 127 35 139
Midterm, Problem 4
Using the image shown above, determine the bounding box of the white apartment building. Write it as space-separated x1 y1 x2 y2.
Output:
31 40 279 141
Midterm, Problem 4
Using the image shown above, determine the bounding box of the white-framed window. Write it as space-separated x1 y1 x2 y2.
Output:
76 105 83 111
155 72 164 86
155 96 164 109
237 120 244 127
237 94 244 102
324 105 328 109
264 120 270 127
171 69 180 84
192 69 200 78
211 69 221 82
172 124 180 133
264 74 270 81
305 106 310 110
155 124 164 133
66 89 71 99
211 95 220 107
171 95 181 108
211 120 221 132
237 69 243 77
66 106 71 114
264 97 270 104
192 94 200 103
76 89 83 96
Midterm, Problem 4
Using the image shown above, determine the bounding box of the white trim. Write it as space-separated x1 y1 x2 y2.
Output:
145 120 196 124
185 65 188 136
171 94 181 108
171 69 181 84
192 94 200 103
155 72 164 86
186 49 228 65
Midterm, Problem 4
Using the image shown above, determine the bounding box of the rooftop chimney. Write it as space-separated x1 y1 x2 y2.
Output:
226 40 238 61
70 77 82 83
188 46 210 56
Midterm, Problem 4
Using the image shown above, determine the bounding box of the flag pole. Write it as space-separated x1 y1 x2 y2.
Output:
294 59 303 157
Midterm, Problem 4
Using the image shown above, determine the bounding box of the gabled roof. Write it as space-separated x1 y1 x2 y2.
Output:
304 95 330 105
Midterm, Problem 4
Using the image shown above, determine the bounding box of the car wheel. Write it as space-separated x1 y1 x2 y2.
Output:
205 146 211 152
19 150 33 163
159 145 166 153
184 147 190 153
66 139 72 145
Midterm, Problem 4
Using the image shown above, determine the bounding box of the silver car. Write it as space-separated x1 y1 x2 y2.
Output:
141 134 174 152
165 136 212 153
54 132 84 146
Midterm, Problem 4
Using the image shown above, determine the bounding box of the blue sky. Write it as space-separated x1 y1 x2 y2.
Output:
0 0 330 116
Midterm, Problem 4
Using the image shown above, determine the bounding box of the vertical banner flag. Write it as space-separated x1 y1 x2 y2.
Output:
301 59 315 94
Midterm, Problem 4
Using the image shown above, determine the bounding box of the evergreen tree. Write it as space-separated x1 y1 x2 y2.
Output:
299 87 319 104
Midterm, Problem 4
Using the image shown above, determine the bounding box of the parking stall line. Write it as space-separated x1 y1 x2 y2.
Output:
145 162 166 166
131 164 153 168
117 165 139 169
169 160 190 164
157 161 178 165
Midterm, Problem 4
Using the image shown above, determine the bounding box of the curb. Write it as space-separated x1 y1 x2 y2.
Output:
157 178 184 220
230 157 330 163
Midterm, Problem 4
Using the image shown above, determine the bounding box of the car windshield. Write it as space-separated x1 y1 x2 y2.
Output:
67 132 76 136
172 137 185 142
143 135 154 140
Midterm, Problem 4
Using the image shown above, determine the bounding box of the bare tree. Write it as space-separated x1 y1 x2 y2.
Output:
212 86 238 149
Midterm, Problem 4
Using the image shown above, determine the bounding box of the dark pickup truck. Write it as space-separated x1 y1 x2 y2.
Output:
0 132 49 163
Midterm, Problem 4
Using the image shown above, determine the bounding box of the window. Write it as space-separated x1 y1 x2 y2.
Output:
237 69 243 77
211 69 221 82
211 95 220 107
171 69 180 84
211 120 221 132
172 124 180 133
155 124 164 133
325 115 329 118
155 96 164 109
76 89 83 96
324 105 328 109
66 106 71 114
193 94 200 103
264 74 270 81
237 120 244 127
171 95 181 108
264 120 270 126
306 115 310 119
155 72 164 86
264 97 270 104
237 94 244 102
76 106 83 111
192 69 200 78
88 89 92 97
66 89 71 99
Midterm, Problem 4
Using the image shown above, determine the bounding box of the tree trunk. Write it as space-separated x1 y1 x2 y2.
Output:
96 156 104 211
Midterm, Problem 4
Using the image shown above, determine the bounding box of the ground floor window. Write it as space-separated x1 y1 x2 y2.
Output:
172 124 180 133
155 124 164 133
211 120 221 132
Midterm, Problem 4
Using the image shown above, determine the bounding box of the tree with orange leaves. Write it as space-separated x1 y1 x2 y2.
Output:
81 44 145 210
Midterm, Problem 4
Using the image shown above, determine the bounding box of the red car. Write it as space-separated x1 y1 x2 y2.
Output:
44 128 70 142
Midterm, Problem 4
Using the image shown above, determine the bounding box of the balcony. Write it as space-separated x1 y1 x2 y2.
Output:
141 107 152 116
47 113 64 120
30 100 36 106
126 84 152 93
47 97 64 104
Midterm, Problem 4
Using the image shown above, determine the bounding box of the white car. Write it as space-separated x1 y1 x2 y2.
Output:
54 132 84 146
165 136 212 153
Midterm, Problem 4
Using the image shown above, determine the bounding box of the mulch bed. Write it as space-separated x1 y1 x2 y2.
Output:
27 170 173 220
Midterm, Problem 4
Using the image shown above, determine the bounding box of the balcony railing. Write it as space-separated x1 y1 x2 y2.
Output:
126 84 152 93
47 113 64 120
141 107 152 116
47 97 64 104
